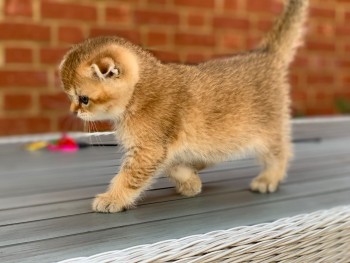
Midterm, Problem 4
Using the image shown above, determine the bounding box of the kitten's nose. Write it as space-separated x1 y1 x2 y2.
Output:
71 111 78 116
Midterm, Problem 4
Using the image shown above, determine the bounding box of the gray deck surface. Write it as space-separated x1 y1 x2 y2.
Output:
0 118 350 263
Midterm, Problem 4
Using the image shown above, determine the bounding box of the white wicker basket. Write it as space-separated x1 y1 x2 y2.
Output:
58 206 350 263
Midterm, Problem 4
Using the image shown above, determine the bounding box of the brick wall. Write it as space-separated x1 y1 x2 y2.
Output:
0 0 349 135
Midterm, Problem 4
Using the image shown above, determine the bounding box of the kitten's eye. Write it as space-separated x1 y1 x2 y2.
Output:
79 96 89 105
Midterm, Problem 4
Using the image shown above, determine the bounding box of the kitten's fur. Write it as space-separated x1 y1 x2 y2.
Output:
60 0 308 213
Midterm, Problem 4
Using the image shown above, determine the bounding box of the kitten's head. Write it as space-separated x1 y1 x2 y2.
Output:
59 37 141 121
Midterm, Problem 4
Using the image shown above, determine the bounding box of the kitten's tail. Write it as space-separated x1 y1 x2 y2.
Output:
261 0 308 65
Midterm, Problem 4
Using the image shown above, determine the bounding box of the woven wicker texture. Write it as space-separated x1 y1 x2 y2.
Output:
58 206 350 263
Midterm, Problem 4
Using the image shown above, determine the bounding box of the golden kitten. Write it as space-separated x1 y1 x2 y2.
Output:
59 0 308 213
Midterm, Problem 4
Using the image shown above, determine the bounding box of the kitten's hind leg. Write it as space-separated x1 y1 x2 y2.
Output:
250 141 291 193
167 164 203 197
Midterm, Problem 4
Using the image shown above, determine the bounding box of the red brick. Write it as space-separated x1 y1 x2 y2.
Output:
89 28 140 43
187 14 205 27
314 24 334 37
314 91 334 101
246 0 283 14
92 121 113 132
146 31 168 46
290 74 300 86
41 1 97 21
307 74 334 84
335 91 350 99
306 42 335 52
336 26 350 35
245 35 261 48
308 56 335 69
5 47 33 63
346 11 350 21
54 70 62 90
0 70 48 88
338 59 350 68
147 0 167 4
5 0 32 16
174 0 214 8
58 26 85 43
0 117 51 135
4 94 32 110
106 6 130 23
304 107 336 116
310 7 335 19
257 19 274 31
224 0 238 10
0 23 50 41
291 90 307 102
213 17 251 30
185 53 206 63
39 93 69 110
151 50 180 62
40 47 68 64
0 0 347 128
135 10 179 25
292 56 309 67
213 53 239 60
222 35 241 49
58 114 84 132
343 76 350 85
175 33 215 46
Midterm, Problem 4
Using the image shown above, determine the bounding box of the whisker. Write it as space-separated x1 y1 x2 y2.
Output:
70 115 82 133
92 121 104 146
86 118 93 145
74 117 82 133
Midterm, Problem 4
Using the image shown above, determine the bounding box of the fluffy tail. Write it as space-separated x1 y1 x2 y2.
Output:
261 0 309 65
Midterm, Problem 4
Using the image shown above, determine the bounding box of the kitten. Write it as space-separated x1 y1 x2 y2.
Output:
59 0 308 213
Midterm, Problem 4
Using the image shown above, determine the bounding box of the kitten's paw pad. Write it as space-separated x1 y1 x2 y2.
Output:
250 177 279 193
176 180 202 197
92 193 124 213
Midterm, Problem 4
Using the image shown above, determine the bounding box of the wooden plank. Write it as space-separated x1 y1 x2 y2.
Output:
0 149 121 172
1 189 349 263
1 162 350 226
0 143 349 197
0 119 349 263
1 149 349 209
292 118 350 140
1 138 350 197
1 154 348 200
0 136 347 174
0 126 349 174
0 138 344 180
1 176 349 248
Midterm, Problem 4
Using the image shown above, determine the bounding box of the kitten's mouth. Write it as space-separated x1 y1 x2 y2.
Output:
77 112 93 121
78 112 112 122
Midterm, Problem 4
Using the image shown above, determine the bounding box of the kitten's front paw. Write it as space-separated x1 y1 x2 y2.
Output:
92 193 124 213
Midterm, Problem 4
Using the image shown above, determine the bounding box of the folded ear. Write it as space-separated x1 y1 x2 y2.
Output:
91 57 119 80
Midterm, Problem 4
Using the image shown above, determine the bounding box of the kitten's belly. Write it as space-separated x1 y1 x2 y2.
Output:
168 134 260 165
